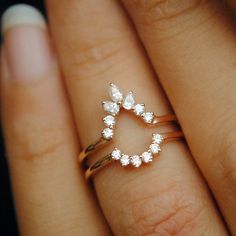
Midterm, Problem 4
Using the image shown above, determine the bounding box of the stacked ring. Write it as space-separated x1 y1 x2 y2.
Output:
79 83 184 179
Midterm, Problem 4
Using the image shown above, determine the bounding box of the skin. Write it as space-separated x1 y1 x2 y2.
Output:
1 0 236 235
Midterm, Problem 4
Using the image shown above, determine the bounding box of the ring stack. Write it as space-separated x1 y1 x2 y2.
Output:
78 83 184 179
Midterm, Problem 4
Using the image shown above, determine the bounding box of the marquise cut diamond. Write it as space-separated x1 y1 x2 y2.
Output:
109 83 123 103
130 155 142 168
123 92 135 110
103 101 120 116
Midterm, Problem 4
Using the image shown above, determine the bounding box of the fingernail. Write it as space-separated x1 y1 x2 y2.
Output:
1 4 53 82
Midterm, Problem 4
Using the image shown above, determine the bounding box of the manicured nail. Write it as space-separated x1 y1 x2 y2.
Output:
1 4 53 82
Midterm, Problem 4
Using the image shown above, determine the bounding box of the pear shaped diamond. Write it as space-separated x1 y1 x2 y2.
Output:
103 101 120 116
109 83 123 103
123 91 135 110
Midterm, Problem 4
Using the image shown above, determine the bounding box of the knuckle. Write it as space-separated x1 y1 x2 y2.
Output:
126 0 208 25
119 180 205 235
67 37 126 81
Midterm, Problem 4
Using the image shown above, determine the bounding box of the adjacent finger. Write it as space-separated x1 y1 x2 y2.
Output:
1 5 110 236
121 0 236 233
46 0 227 235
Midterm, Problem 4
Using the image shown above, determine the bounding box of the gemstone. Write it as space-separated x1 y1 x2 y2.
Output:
103 115 116 128
103 101 120 116
130 155 142 168
102 128 113 140
109 83 123 103
120 154 130 166
150 143 161 154
152 134 163 144
133 104 145 116
111 148 121 160
142 112 154 124
141 151 153 163
123 91 135 110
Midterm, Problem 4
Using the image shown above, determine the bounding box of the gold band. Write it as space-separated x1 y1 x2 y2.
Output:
85 131 184 179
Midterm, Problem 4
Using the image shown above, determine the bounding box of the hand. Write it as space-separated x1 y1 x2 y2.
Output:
1 1 236 235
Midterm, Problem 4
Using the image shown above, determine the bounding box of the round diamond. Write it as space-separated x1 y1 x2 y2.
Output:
103 115 116 127
120 154 130 166
102 128 113 140
133 104 145 116
141 151 153 163
123 92 135 110
103 101 120 116
130 155 142 168
150 143 161 154
152 134 163 144
109 83 123 103
111 148 121 160
142 112 154 124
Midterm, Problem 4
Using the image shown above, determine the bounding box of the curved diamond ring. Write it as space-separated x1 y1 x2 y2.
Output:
85 131 184 179
78 83 180 164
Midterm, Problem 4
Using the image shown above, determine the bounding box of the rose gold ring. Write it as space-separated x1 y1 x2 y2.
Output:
78 83 184 179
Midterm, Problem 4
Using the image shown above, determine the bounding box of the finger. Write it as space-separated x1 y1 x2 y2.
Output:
121 0 236 233
46 0 227 235
1 5 110 236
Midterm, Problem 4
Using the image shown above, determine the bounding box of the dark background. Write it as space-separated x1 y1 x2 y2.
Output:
0 1 45 235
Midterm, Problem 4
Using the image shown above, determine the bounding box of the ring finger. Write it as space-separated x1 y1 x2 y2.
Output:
46 0 227 235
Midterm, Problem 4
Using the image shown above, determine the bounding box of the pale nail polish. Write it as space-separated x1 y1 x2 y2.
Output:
1 4 53 82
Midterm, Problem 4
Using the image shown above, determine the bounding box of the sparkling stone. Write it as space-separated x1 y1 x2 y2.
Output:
133 104 145 116
130 155 142 168
109 83 123 103
123 91 135 110
111 148 121 160
102 128 113 140
142 112 154 124
152 134 164 144
103 115 116 127
120 154 130 166
103 101 120 116
150 143 161 154
141 151 153 163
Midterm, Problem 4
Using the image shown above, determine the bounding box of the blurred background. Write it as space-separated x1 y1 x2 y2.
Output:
0 1 45 235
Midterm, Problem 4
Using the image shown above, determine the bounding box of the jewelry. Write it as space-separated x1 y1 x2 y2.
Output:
78 83 184 179
79 83 179 163
85 130 183 179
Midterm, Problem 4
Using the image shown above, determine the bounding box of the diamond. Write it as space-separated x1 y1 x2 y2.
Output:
130 155 142 168
102 128 113 140
133 104 145 116
123 91 135 110
120 154 130 166
111 148 121 160
150 143 161 154
142 112 154 124
103 115 116 128
109 83 123 103
141 151 153 163
152 134 163 144
103 101 120 116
